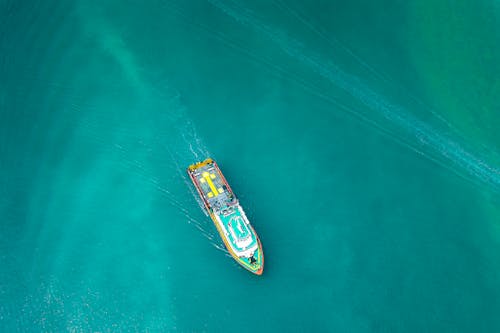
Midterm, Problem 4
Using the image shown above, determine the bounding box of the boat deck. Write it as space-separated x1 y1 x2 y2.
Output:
217 207 257 253
190 162 235 212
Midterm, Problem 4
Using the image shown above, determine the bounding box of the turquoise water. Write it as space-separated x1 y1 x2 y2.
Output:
1 0 499 331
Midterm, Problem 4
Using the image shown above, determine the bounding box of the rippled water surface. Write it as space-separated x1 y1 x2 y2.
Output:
1 0 499 331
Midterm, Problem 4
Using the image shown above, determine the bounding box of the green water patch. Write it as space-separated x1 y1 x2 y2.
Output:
406 0 500 231
407 0 500 153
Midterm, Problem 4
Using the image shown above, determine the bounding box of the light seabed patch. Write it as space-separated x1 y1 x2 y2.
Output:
76 1 221 249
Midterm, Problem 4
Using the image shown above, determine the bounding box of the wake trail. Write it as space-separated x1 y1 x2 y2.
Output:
162 2 393 140
271 0 391 85
271 0 500 159
163 143 226 252
117 140 222 249
207 0 500 193
164 1 498 192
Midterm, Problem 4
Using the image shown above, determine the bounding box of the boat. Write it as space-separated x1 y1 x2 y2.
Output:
187 158 264 275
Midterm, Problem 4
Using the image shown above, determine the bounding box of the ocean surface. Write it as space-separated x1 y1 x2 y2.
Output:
1 0 499 331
